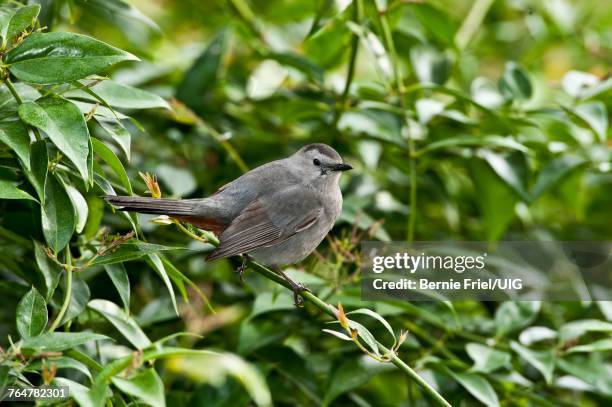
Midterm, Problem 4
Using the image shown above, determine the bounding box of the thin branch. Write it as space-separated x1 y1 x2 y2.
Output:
455 0 495 50
174 223 451 406
48 249 73 332
3 78 42 141
331 0 363 130
377 8 418 243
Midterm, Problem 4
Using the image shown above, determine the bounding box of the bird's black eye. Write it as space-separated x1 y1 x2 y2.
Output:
313 158 321 166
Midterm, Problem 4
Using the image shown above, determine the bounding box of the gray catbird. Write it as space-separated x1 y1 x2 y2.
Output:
105 143 352 305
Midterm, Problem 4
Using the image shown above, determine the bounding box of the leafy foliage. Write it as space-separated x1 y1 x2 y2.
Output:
0 0 610 406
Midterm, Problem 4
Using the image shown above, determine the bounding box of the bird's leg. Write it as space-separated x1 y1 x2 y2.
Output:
272 266 310 307
236 254 250 282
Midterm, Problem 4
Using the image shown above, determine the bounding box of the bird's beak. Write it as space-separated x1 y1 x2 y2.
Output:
330 163 353 172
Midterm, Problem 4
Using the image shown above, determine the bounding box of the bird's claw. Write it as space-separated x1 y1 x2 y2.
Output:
235 255 249 282
290 282 310 307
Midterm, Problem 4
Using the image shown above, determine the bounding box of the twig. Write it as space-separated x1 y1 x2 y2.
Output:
331 0 363 130
2 78 42 141
376 8 418 243
455 0 495 50
48 249 73 332
173 224 452 406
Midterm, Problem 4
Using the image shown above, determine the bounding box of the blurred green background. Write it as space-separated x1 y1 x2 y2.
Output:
1 0 612 405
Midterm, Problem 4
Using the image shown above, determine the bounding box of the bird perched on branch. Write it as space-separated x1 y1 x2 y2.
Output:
105 143 352 306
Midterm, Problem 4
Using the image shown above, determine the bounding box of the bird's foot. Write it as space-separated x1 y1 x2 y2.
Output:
289 281 311 307
235 254 250 282
272 266 310 307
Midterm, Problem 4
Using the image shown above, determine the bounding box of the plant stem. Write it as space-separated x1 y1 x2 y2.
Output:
455 0 495 50
195 119 249 173
174 221 210 244
173 224 451 406
331 0 363 129
48 250 73 332
226 0 264 43
377 8 417 243
65 349 103 374
3 78 42 141
378 342 452 407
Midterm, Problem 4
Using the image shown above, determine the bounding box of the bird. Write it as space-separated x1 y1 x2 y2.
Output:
105 143 352 306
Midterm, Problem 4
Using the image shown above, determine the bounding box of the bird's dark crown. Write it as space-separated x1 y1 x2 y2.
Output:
301 143 340 160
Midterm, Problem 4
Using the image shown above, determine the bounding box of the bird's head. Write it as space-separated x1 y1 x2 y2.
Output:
289 143 352 187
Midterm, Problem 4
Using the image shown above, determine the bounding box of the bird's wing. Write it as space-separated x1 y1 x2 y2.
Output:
206 187 322 261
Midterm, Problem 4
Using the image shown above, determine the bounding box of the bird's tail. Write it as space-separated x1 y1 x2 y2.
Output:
104 195 197 216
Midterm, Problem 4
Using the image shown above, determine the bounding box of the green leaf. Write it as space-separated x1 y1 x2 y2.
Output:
89 241 182 266
27 356 92 379
346 308 396 343
347 320 380 356
86 0 161 41
6 32 138 84
29 140 47 203
419 135 528 155
19 97 91 184
567 338 612 353
176 31 227 112
471 77 504 108
41 174 75 253
562 70 600 98
338 110 403 147
112 368 165 407
87 136 94 188
158 256 186 302
0 179 36 201
304 8 352 70
250 291 294 318
156 164 196 197
322 329 353 341
87 299 151 349
499 62 532 101
53 377 109 407
530 155 586 201
410 47 452 85
510 341 555 384
409 3 457 45
519 326 557 346
0 82 40 114
466 343 511 373
495 301 541 337
96 117 131 159
165 352 272 407
559 319 612 341
0 5 40 48
21 331 109 351
573 101 608 142
90 80 169 110
0 365 9 394
449 371 500 407
91 138 132 195
83 195 104 242
470 159 517 241
33 240 61 301
482 150 530 201
323 356 393 406
558 356 612 397
146 253 178 316
16 286 47 339
104 263 130 311
65 185 88 234
0 119 30 168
